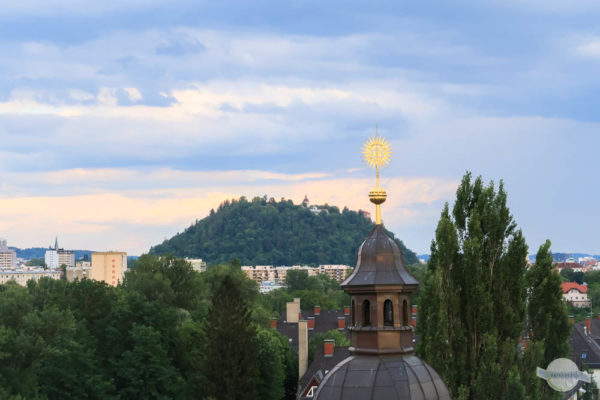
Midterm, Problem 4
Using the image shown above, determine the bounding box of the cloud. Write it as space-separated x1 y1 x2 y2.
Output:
1 2 600 258
574 38 600 58
0 169 458 255
0 0 172 16
0 168 331 194
124 87 143 102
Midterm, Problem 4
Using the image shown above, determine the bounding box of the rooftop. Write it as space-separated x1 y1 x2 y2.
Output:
561 282 588 294
275 308 351 351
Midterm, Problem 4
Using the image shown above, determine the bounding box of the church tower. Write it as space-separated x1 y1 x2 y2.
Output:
314 134 450 400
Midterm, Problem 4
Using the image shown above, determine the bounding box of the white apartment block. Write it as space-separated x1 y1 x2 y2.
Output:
45 249 75 269
185 258 207 273
0 269 62 286
45 239 75 269
318 264 352 282
242 264 352 284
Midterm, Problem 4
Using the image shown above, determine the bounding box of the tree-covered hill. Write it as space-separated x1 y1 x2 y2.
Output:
9 247 93 261
149 196 418 266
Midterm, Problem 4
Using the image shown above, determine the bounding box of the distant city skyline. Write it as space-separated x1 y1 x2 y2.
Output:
1 1 599 255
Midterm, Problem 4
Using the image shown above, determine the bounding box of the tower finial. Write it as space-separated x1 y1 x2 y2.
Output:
362 131 392 225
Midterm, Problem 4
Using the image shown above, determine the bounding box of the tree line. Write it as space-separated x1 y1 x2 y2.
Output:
0 256 300 400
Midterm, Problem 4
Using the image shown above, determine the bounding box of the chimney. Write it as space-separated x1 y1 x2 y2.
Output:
412 305 418 317
307 316 315 330
294 297 301 306
324 339 335 358
569 315 575 324
270 317 277 329
298 320 308 379
344 305 350 316
286 301 300 323
586 318 591 335
411 316 417 327
337 316 345 330
314 305 321 315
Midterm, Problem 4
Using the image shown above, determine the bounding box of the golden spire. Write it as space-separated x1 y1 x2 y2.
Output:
362 129 391 225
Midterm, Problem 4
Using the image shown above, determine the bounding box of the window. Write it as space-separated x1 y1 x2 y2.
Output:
352 300 356 326
384 300 394 326
363 300 371 326
403 300 409 326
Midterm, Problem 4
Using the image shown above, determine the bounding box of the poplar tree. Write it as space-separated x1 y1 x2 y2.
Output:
417 173 529 399
526 240 570 398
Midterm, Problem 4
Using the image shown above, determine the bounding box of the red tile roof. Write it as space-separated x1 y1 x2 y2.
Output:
561 282 588 294
556 262 583 269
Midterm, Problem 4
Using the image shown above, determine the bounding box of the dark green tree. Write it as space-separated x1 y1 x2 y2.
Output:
25 258 45 267
255 329 285 400
115 324 184 399
124 254 205 310
204 275 259 400
417 173 529 399
560 268 584 284
175 319 206 399
285 270 316 292
526 240 570 398
37 332 113 399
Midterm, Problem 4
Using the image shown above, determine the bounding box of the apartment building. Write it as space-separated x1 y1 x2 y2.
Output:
0 239 16 269
0 269 62 286
91 251 127 286
242 264 352 284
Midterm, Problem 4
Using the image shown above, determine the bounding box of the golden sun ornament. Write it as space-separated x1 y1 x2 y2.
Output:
362 133 392 225
362 135 392 171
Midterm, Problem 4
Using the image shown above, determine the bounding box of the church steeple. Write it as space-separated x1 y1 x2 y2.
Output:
342 134 418 355
314 132 450 399
54 236 58 250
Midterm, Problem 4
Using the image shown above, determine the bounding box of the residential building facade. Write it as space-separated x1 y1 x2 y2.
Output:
44 238 75 269
242 264 351 284
185 258 207 273
0 239 17 269
66 265 91 282
0 269 62 286
562 282 589 308
91 251 127 286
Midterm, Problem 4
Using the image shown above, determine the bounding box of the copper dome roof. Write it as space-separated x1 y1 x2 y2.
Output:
342 225 418 289
313 354 451 400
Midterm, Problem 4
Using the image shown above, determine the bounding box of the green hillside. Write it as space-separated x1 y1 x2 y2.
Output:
149 196 419 266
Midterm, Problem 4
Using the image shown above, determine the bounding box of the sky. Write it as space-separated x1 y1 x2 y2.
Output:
1 0 599 256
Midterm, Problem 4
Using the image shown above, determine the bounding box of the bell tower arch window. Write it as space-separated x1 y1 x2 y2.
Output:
384 299 394 326
363 300 371 326
402 299 409 326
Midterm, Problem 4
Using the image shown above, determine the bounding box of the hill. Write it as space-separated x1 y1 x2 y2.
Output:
149 196 419 266
10 247 93 261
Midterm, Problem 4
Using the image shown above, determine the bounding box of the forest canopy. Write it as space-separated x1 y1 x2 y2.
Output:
150 196 418 266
